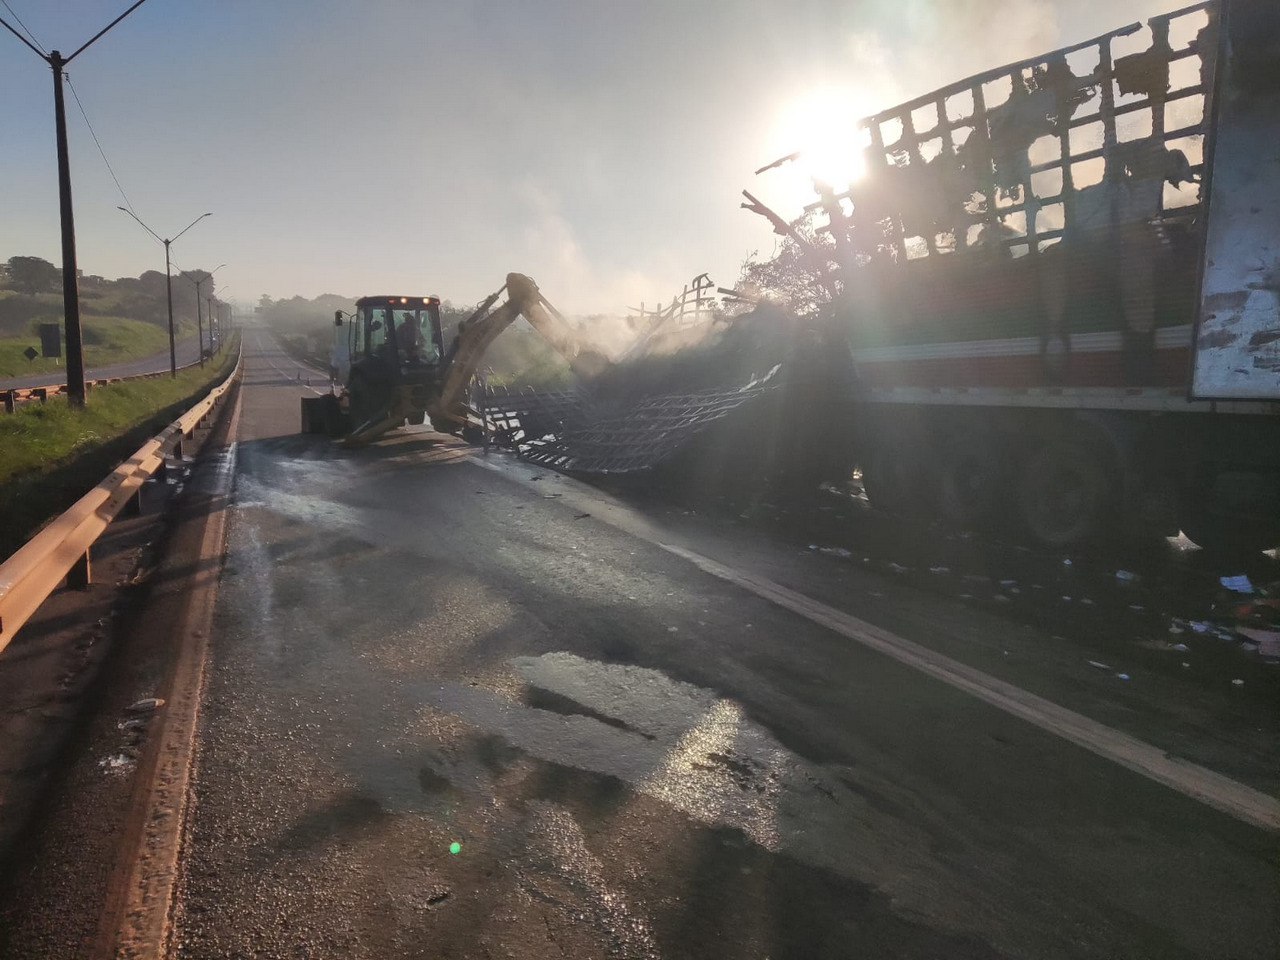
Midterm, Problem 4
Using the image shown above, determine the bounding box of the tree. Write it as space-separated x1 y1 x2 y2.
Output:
735 219 842 318
4 256 60 296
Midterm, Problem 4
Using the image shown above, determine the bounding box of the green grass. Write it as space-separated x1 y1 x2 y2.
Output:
0 315 189 378
0 338 239 556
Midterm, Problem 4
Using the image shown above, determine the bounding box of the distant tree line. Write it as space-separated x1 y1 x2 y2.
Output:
0 255 215 337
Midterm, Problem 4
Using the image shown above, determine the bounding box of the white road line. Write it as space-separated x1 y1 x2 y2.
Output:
660 544 1279 833
249 330 330 396
470 456 1280 833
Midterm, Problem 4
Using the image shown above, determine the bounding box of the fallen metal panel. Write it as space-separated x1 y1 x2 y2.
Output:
1191 2 1280 399
482 375 780 474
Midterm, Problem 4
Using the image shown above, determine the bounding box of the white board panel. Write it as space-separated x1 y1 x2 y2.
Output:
1191 5 1280 399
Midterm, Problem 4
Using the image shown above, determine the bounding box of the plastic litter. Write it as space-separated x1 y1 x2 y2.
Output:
1237 627 1280 657
929 565 950 574
1231 678 1244 687
1087 660 1111 670
818 546 852 558
888 562 909 574
1116 673 1131 681
126 698 165 715
1219 574 1254 594
1115 570 1138 582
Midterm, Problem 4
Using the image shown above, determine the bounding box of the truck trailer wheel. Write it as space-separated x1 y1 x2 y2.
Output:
937 436 1005 527
861 444 930 516
1017 441 1112 548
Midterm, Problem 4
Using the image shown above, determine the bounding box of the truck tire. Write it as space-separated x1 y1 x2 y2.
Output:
861 444 930 516
937 436 1005 526
1017 440 1113 548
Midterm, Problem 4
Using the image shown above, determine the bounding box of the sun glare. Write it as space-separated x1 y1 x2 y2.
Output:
776 87 873 189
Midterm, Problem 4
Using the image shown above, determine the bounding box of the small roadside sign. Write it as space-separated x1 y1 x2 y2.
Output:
39 323 62 358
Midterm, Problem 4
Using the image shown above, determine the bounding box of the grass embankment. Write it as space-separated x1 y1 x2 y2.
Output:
0 315 187 379
0 336 240 558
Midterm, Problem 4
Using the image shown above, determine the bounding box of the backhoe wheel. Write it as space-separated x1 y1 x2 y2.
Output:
937 435 1005 527
1017 440 1112 548
348 371 388 429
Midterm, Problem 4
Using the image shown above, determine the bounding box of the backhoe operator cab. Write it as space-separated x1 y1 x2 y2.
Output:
328 295 444 435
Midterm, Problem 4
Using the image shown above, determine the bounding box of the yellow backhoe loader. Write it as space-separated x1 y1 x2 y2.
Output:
300 273 608 446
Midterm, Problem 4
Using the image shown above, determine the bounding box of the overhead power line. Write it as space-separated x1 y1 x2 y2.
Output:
64 75 138 217
0 0 45 55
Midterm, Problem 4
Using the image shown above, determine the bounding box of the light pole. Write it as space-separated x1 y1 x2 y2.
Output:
183 263 225 367
212 287 231 353
0 0 151 407
118 208 212 376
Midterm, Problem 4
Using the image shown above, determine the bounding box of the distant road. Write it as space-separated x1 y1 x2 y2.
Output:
0 336 203 391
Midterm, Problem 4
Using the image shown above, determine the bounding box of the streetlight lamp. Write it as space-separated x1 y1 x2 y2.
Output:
0 0 151 407
182 263 225 367
118 207 212 376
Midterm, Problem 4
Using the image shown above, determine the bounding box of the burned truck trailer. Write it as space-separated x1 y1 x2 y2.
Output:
817 0 1280 551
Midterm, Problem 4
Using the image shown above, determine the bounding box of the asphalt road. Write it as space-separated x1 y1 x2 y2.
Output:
0 335 202 391
172 328 1276 959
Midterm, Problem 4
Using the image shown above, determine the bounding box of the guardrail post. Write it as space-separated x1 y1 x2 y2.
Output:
124 484 145 516
2 391 12 414
67 550 91 589
33 387 47 404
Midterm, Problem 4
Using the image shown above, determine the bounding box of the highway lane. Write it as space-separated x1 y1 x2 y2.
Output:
0 335 203 391
173 328 1275 959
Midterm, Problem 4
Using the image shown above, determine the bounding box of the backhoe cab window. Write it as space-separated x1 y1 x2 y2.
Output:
392 309 440 362
366 308 389 356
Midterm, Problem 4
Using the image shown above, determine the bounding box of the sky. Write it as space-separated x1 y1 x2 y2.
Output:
1 0 1178 314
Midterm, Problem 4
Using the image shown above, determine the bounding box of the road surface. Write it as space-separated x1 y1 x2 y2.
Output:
0 335 203 391
146 328 1274 959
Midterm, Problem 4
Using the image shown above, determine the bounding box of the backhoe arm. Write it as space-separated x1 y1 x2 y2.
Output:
429 273 609 429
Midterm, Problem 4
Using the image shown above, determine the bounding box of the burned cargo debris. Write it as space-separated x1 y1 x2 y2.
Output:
481 292 853 481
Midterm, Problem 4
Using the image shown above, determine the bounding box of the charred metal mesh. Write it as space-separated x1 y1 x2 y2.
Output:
480 381 779 474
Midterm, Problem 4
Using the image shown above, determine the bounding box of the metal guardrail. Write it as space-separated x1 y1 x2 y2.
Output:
0 347 242 652
1 353 208 414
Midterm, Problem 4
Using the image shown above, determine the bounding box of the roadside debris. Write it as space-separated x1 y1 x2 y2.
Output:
1115 570 1139 583
1219 574 1255 594
126 697 165 715
809 545 852 558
